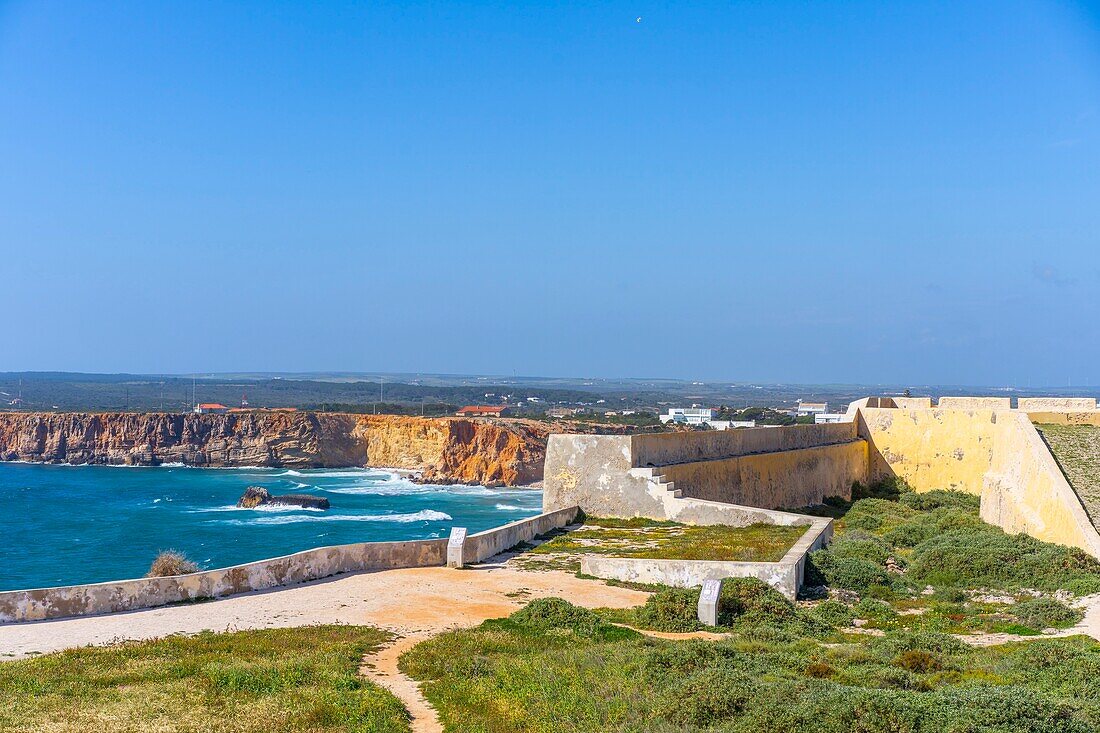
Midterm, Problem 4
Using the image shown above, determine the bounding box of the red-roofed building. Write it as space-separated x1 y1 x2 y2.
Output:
455 405 510 417
194 403 229 414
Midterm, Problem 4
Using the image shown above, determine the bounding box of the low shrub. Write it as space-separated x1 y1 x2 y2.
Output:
717 577 798 626
658 667 757 726
804 660 836 678
897 489 980 513
907 528 1100 594
644 639 741 679
893 649 942 673
508 597 612 638
843 498 917 533
882 507 985 548
870 631 969 656
854 598 899 625
633 588 701 632
828 531 892 566
1013 597 1083 630
810 551 890 593
146 550 199 577
806 599 855 628
931 587 967 604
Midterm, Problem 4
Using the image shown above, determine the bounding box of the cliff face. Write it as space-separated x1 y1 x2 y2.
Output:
0 412 363 468
0 412 548 486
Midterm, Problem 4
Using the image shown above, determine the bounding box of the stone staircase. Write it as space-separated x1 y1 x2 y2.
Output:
627 467 681 498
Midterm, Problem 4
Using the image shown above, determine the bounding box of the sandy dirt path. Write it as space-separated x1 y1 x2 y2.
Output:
360 632 441 733
0 561 648 731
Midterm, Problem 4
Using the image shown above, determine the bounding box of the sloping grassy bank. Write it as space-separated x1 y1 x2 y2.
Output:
0 626 411 733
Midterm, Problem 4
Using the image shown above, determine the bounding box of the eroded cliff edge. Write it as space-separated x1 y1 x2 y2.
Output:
0 412 549 486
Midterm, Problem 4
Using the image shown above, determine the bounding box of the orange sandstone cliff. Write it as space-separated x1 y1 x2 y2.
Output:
0 412 549 486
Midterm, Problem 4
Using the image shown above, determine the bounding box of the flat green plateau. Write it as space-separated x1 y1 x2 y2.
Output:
1037 424 1100 532
526 517 806 563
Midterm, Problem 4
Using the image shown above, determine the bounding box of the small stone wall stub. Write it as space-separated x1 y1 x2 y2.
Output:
447 527 468 568
698 579 721 626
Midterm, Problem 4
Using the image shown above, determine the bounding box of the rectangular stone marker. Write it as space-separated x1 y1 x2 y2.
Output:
447 527 468 568
698 579 722 627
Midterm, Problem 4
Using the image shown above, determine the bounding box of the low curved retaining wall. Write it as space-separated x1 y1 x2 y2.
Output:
579 516 833 600
462 506 580 565
0 508 580 623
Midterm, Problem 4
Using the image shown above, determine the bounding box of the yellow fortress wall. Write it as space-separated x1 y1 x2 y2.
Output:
858 407 1100 557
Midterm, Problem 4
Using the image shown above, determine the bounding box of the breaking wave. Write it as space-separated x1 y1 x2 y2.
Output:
214 509 452 526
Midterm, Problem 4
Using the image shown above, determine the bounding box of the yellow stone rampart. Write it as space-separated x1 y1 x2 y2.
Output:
1026 412 1100 427
857 407 1100 556
1018 397 1098 412
937 396 1012 410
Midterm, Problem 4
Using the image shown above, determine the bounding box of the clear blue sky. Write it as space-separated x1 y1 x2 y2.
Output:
2 1 1098 386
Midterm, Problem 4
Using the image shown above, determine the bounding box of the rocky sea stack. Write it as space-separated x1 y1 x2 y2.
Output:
236 486 330 510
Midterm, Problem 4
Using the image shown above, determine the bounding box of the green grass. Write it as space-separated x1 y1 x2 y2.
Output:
525 517 806 562
400 598 1100 733
1037 424 1100 532
0 626 410 733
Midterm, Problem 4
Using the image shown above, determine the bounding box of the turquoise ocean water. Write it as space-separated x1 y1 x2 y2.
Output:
0 462 542 591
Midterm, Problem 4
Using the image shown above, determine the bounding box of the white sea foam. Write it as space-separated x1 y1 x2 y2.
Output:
494 503 534 512
191 504 325 513
277 469 376 478
214 509 452 526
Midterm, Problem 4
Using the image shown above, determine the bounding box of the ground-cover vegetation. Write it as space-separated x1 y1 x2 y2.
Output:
802 479 1100 634
403 481 1100 732
0 626 410 733
401 595 1100 733
520 516 804 571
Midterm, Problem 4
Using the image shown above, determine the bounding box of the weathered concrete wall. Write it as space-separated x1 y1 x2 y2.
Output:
937 397 1011 410
659 441 865 509
631 423 857 467
542 434 653 516
542 433 857 521
544 425 863 519
462 506 580 564
579 517 833 600
1018 398 1098 412
0 538 447 623
859 407 1100 556
1027 412 1100 427
860 408 998 494
0 509 582 623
